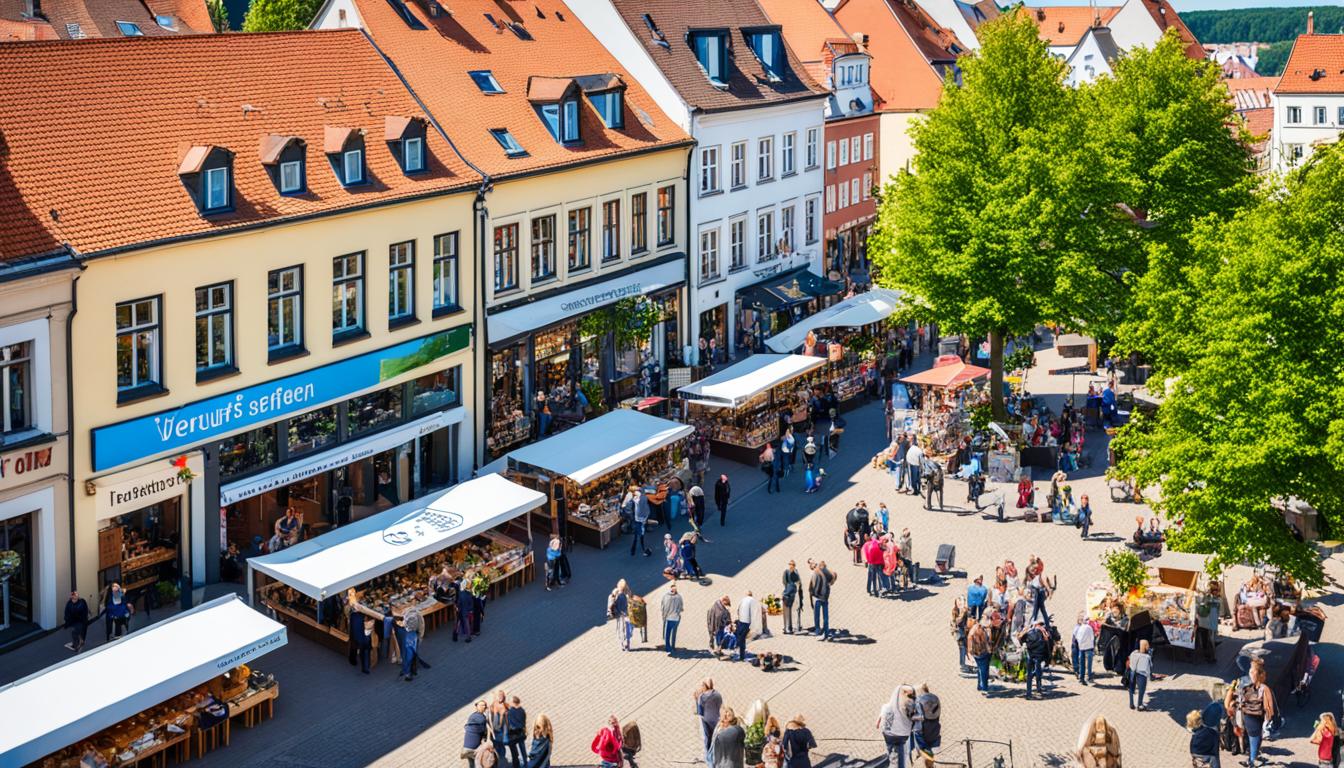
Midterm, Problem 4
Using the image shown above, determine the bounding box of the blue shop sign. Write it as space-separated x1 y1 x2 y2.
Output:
92 326 470 472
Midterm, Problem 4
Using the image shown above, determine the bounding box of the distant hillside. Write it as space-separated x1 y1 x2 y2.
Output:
1183 7 1343 77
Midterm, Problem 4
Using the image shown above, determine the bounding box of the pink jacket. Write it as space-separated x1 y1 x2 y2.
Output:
863 539 884 566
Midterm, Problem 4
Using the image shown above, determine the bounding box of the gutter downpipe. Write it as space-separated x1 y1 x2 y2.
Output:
65 254 85 601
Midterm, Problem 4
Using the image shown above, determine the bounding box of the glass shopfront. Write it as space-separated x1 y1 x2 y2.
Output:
216 367 461 574
1 512 33 626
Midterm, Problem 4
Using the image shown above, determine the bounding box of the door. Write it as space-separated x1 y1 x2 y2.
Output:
1 513 33 624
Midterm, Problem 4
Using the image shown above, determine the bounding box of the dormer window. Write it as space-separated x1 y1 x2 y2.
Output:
325 126 367 186
591 91 623 128
260 134 307 195
385 115 428 174
528 77 582 144
116 20 143 36
744 28 784 81
688 30 729 87
178 145 234 215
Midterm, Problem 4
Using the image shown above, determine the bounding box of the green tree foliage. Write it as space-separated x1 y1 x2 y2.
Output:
1254 41 1292 77
1183 7 1344 44
241 0 323 32
1093 33 1256 374
869 13 1123 417
207 0 229 32
1111 144 1344 586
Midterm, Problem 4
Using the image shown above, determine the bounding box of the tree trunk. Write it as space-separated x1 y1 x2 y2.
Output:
989 329 1006 421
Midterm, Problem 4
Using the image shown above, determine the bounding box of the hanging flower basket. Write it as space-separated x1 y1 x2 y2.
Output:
171 455 196 483
0 550 20 582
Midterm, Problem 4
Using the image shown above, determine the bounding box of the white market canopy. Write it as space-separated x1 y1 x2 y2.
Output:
505 409 692 485
247 473 546 600
764 288 903 353
675 354 826 408
0 595 286 766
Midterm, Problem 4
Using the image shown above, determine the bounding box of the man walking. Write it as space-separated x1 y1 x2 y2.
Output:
734 591 756 661
714 474 731 526
905 438 924 497
629 487 652 557
1019 619 1050 698
1072 613 1095 685
1077 493 1094 539
809 560 835 641
661 583 683 655
63 591 90 652
893 434 910 493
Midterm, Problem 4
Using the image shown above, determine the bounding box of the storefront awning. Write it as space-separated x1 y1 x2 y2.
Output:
505 409 692 485
738 267 844 311
675 354 826 408
247 473 545 600
764 288 902 352
0 595 286 766
900 358 991 388
487 257 685 345
220 408 465 506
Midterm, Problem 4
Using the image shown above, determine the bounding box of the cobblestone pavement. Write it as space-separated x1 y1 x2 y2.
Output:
5 346 1335 768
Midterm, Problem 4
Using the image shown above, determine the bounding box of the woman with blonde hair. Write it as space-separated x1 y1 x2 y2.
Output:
1186 709 1218 768
1075 714 1121 767
525 714 552 768
1311 712 1338 768
607 579 632 651
782 714 817 768
710 707 746 768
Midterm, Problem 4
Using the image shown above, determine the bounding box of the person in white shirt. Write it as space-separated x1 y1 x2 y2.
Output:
905 441 925 495
1072 613 1096 685
734 592 757 661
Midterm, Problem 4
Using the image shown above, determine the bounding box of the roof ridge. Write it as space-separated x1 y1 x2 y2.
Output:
0 27 365 47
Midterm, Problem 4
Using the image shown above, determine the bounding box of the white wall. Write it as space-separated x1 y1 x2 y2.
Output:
311 0 362 29
1270 92 1344 174
914 0 980 50
1107 0 1162 52
878 111 920 186
688 100 826 353
829 53 874 119
1065 31 1116 87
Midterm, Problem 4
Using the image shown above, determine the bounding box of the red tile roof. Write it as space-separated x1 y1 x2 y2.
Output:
0 0 213 39
0 30 478 261
0 15 56 39
757 0 853 85
608 0 829 114
1022 5 1119 47
348 0 690 180
1224 75 1275 110
831 0 949 111
1275 34 1344 94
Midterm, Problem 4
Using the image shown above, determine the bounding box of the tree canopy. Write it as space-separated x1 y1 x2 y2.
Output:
241 0 323 32
1111 144 1344 586
1183 6 1343 45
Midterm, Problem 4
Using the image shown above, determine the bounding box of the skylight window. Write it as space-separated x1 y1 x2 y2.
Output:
490 129 526 157
470 70 505 94
689 31 729 87
155 14 176 29
643 13 669 48
116 20 143 36
510 22 532 40
387 0 427 29
484 12 500 29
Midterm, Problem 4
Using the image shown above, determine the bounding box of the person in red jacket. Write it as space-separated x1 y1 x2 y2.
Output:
863 534 886 597
592 715 623 768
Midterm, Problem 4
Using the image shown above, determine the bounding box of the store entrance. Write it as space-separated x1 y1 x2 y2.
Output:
100 498 183 608
698 304 727 368
0 512 33 629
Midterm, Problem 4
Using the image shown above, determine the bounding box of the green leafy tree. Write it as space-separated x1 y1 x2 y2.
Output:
207 0 229 32
1111 144 1344 586
241 0 323 32
869 13 1122 418
1090 31 1256 375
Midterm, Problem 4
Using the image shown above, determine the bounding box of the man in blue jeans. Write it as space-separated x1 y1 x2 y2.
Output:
1020 619 1050 698
966 575 988 620
1071 613 1095 684
809 560 833 640
629 488 651 557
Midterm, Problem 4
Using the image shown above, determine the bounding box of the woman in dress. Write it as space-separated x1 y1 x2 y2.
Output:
710 708 746 768
781 715 817 768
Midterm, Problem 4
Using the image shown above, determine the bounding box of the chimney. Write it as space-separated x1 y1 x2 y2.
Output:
1036 8 1045 21
1307 11 1314 35
1058 21 1065 33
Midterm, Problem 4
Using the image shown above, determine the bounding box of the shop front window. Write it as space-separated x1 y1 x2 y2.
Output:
287 405 338 457
217 425 277 479
412 367 461 415
347 387 404 437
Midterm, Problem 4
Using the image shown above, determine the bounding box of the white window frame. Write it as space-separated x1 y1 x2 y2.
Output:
781 205 795 251
851 136 861 162
756 210 774 262
343 148 364 184
781 132 796 176
1287 106 1302 124
825 185 835 214
826 141 836 170
851 178 860 205
279 160 302 194
863 133 874 161
838 138 849 167
1 341 33 435
862 172 872 200
115 297 160 392
432 232 459 310
730 141 747 189
838 182 849 210
804 197 818 245
699 226 721 281
729 216 746 270
494 223 520 292
0 319 50 438
194 282 232 372
403 137 424 172
806 128 819 169
757 136 774 181
267 266 303 351
389 241 415 320
700 146 721 195
531 215 558 281
204 166 229 210
332 252 365 334
1314 106 1327 125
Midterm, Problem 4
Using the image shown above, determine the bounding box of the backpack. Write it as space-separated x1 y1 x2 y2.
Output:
621 721 642 754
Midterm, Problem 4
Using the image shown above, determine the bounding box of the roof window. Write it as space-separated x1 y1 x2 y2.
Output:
178 145 234 215
260 134 307 195
590 91 623 129
688 30 729 87
642 13 669 48
324 126 367 186
744 28 784 81
386 0 426 29
470 70 504 94
528 78 582 144
155 14 176 29
490 129 526 157
484 12 500 29
509 22 532 40
116 20 143 36
386 116 428 174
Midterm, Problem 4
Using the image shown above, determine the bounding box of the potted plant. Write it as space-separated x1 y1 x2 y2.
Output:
762 594 782 616
743 720 765 766
1100 548 1147 597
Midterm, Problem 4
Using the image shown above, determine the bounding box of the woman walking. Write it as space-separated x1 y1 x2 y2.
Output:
1311 712 1338 768
968 618 991 694
1236 663 1275 766
782 715 817 768
878 685 916 768
950 599 970 673
695 679 723 765
608 580 632 651
1127 640 1153 711
710 708 746 768
526 714 552 768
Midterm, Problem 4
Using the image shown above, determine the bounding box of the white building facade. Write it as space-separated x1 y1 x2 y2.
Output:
1270 91 1344 174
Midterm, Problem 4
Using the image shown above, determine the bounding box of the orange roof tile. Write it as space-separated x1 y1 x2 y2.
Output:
0 16 56 39
1022 5 1120 47
832 0 948 111
1 0 212 38
0 30 478 261
144 0 215 33
349 0 690 180
1275 34 1344 94
758 0 869 92
526 76 577 103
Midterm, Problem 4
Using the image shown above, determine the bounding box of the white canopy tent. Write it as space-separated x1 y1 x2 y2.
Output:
0 595 286 766
505 409 692 485
764 288 902 353
247 473 546 601
674 354 826 409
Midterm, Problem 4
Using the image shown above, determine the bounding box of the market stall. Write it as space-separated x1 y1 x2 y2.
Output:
765 289 901 410
0 595 285 768
504 409 693 549
764 288 902 353
675 354 826 464
246 473 545 656
897 356 993 463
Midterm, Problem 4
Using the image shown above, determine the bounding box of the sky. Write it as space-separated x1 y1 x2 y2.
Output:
1021 0 1344 9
